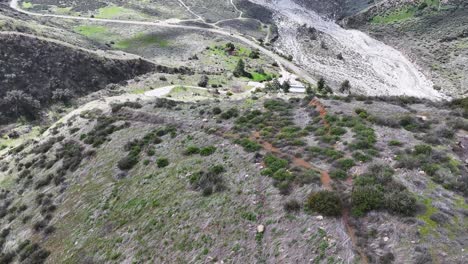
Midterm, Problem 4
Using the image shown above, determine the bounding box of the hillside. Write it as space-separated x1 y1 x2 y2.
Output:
0 0 467 263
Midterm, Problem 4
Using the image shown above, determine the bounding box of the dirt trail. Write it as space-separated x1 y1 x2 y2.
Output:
307 98 368 263
8 0 317 86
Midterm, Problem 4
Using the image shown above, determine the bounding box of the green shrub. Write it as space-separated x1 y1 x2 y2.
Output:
306 191 342 217
414 144 432 155
399 115 430 132
156 158 169 168
241 211 257 221
110 101 142 113
236 138 261 152
200 146 217 156
190 165 226 195
352 151 372 162
296 170 320 185
383 191 417 216
351 185 383 216
272 169 294 182
209 165 225 175
118 155 138 170
336 158 355 171
388 140 403 146
355 108 368 119
330 169 347 180
220 108 239 119
212 107 222 115
184 146 200 155
146 148 156 156
263 99 291 112
330 126 347 136
263 154 288 175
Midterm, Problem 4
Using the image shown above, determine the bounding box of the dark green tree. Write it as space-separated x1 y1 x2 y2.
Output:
198 75 209 87
305 84 315 96
2 90 40 118
340 80 351 94
265 79 282 92
233 59 247 77
281 80 291 93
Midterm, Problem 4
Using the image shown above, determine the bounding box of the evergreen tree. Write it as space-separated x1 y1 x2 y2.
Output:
282 80 291 93
340 80 351 94
233 59 246 77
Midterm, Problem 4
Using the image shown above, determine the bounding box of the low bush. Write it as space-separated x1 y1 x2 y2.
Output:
110 101 142 113
351 185 383 217
212 107 222 115
284 199 301 213
354 108 368 119
388 140 403 147
330 169 347 180
335 158 355 171
306 191 342 217
156 158 169 168
220 108 239 120
236 138 261 152
189 164 226 195
184 146 200 155
399 115 430 132
352 151 372 162
383 191 416 216
56 140 85 171
200 146 217 156
262 154 288 176
117 155 138 171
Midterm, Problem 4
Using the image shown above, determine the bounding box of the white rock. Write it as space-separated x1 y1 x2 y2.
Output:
257 225 265 233
383 237 389 242
316 215 324 220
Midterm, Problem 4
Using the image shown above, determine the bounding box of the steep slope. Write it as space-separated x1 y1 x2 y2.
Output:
0 32 156 122
0 89 467 263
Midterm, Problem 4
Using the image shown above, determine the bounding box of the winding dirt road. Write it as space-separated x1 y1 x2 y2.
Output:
8 0 317 85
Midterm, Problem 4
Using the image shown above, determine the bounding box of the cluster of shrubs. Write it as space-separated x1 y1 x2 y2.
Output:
189 165 226 196
283 199 301 213
220 108 239 120
118 126 175 171
56 140 88 172
0 239 50 264
110 101 142 113
261 154 297 195
308 146 344 161
306 191 343 216
154 98 178 109
329 158 355 180
396 144 466 194
351 164 417 216
82 116 129 148
31 193 56 236
234 138 261 152
183 145 217 156
307 113 357 144
370 114 430 133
